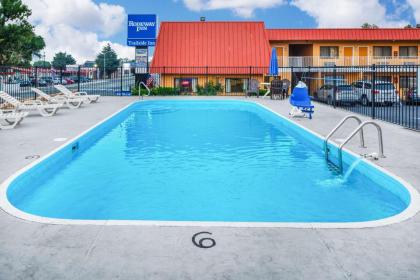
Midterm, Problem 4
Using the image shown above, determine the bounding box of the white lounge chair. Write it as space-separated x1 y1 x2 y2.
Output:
0 91 61 117
31 87 83 109
54 85 100 104
0 111 28 129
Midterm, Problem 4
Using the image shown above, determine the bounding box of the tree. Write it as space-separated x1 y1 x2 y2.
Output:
0 0 45 66
52 52 76 69
95 44 120 78
361 23 379 29
33 60 51 68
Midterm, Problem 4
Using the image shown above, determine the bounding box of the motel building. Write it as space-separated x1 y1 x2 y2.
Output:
151 21 420 97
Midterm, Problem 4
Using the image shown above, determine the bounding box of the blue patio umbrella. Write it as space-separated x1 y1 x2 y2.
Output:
268 48 279 76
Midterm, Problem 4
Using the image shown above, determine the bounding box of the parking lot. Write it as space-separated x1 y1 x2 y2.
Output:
0 76 135 99
321 101 420 130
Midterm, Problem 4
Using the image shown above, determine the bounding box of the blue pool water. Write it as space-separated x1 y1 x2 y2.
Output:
7 101 410 222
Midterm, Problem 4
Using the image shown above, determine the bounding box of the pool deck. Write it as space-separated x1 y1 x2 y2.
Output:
1 96 420 279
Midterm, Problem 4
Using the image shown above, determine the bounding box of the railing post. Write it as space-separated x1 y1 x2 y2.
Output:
34 66 38 99
333 65 337 108
0 67 3 92
163 66 166 88
417 66 419 130
77 65 81 92
249 66 252 93
206 66 209 95
291 66 294 90
120 66 123 92
307 66 311 97
60 68 63 85
371 64 376 119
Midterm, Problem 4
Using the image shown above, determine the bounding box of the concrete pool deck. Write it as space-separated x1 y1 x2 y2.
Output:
0 96 420 279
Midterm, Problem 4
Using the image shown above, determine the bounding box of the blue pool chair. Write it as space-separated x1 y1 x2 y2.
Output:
289 82 314 119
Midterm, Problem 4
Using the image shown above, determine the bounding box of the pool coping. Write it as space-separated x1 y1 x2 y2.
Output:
1 99 420 229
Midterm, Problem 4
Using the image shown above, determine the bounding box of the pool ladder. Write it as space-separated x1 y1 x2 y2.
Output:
138 82 150 100
325 115 385 173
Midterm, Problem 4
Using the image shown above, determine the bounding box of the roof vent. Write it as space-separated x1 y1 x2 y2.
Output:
200 17 206 22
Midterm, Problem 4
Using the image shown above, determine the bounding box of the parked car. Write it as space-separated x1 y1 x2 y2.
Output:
406 87 420 105
19 80 31 87
7 78 20 84
69 76 79 83
39 77 52 85
79 76 91 83
30 78 47 87
352 80 400 106
315 84 359 105
52 78 61 85
64 78 75 84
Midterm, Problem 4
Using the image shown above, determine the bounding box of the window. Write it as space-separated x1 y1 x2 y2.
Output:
352 82 363 89
321 85 334 90
400 76 416 89
225 78 248 93
174 78 198 93
365 83 372 89
399 46 418 57
377 76 391 82
337 85 353 90
320 46 339 58
352 82 371 89
376 83 395 91
324 75 344 85
373 46 392 57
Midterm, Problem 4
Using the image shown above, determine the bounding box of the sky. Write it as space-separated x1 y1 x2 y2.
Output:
22 0 420 64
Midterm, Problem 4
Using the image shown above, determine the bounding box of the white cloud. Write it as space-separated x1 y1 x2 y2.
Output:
179 0 413 25
181 0 286 17
407 0 420 22
291 0 409 27
23 0 134 63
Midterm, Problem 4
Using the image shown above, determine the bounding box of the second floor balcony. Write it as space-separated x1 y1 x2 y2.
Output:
280 56 420 68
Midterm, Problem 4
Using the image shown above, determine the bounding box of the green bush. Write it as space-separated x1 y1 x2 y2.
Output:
131 87 149 96
197 81 223 96
131 86 181 96
151 87 181 96
243 89 268 97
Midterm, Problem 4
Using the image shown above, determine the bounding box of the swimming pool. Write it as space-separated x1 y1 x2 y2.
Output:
1 100 419 227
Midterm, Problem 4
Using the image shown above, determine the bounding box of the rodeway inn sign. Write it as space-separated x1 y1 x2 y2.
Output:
127 14 157 47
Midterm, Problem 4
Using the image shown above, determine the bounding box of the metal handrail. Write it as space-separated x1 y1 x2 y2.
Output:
325 115 365 160
338 121 385 172
138 82 150 99
284 56 420 67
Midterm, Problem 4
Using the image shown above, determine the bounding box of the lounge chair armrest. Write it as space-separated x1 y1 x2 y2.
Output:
23 99 43 105
74 91 88 96
1 108 16 114
52 96 66 101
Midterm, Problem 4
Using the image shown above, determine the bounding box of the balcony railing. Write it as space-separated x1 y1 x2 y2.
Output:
279 56 420 67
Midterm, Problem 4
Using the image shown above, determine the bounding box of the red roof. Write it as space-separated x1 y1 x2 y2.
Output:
151 22 271 74
266 28 420 41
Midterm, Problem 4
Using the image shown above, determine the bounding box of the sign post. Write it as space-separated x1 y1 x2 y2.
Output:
127 14 157 90
135 47 148 74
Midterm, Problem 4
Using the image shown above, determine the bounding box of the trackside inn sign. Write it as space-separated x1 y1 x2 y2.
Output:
127 14 157 47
